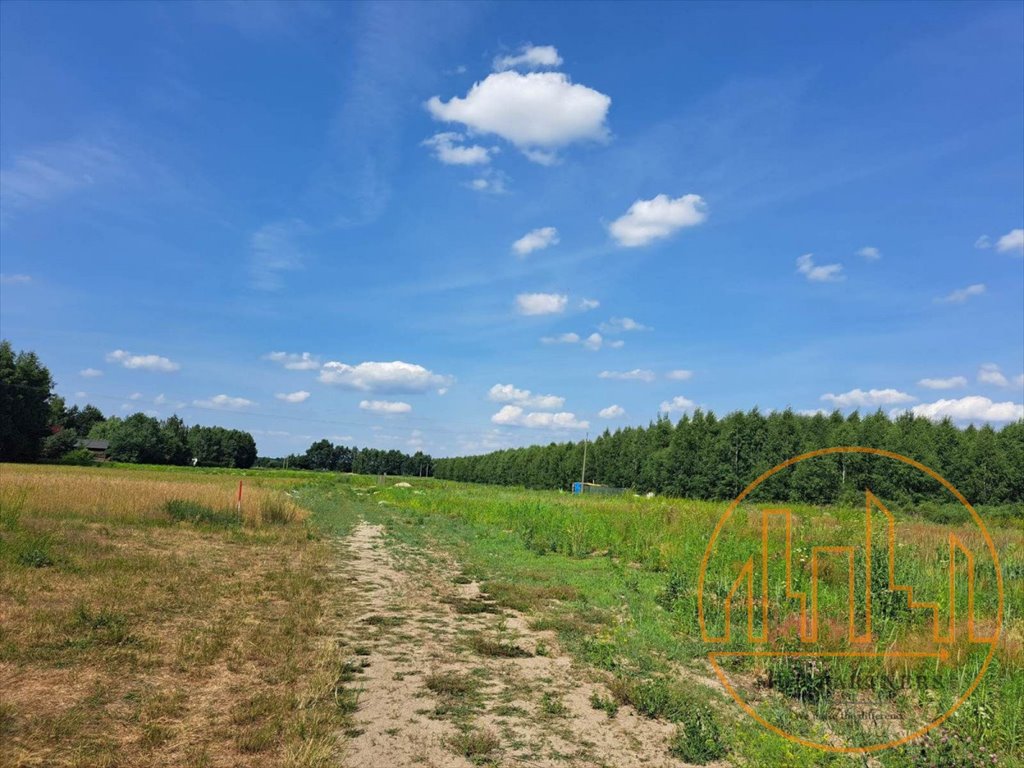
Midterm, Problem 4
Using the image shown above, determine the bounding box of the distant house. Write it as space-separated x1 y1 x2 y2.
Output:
76 439 110 462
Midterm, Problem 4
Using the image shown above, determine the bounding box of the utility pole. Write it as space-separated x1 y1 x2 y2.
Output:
580 431 589 490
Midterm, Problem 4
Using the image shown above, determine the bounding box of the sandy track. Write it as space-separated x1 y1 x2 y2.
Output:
336 520 716 768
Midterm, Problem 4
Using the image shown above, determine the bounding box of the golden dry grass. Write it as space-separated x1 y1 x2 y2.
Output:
0 464 305 527
0 463 354 768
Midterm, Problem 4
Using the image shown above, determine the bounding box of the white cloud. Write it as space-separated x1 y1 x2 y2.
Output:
275 390 311 404
579 297 600 311
582 332 604 351
918 376 967 390
250 219 307 291
975 235 991 250
153 393 185 409
660 396 696 414
426 71 611 163
936 283 985 304
666 369 693 381
0 274 31 285
79 368 103 378
858 246 881 260
264 351 320 370
598 404 625 419
599 317 649 333
491 404 588 430
609 194 708 247
512 226 559 256
194 394 254 409
466 171 507 194
318 360 453 394
422 132 494 165
106 349 180 372
598 369 656 382
907 396 1023 424
820 388 915 408
493 44 563 71
541 332 581 345
488 383 565 409
978 363 1009 387
996 228 1024 254
516 292 568 315
128 392 143 401
1016 374 1024 388
796 253 844 282
797 408 828 416
359 399 412 414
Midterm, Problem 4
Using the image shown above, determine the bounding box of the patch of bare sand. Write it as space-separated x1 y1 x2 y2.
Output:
338 521 726 768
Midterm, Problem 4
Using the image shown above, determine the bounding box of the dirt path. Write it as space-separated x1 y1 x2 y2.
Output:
334 520 719 768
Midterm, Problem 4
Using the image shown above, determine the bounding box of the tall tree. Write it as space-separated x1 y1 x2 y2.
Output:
0 340 56 462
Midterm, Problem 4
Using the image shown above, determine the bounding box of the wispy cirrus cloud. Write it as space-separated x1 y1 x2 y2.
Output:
918 376 966 390
935 283 985 304
598 369 655 382
250 219 308 291
0 274 31 285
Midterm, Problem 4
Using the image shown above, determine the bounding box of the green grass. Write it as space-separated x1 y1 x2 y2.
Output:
303 475 1022 767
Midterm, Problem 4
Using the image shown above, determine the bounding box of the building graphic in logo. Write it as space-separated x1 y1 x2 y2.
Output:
697 447 1003 754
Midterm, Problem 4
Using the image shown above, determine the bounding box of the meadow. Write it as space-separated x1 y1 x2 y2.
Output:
1 462 1020 767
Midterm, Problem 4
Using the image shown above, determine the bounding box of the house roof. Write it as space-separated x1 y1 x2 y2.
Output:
77 439 110 450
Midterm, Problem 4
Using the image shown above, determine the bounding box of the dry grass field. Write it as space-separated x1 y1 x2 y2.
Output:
0 464 356 768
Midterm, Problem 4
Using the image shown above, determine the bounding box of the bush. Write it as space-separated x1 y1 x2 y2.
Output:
766 656 832 703
59 448 96 466
668 704 727 764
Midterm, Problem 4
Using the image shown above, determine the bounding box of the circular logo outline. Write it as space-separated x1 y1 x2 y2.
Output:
696 446 1004 754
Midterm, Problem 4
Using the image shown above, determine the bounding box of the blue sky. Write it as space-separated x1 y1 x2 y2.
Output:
1 1 1022 458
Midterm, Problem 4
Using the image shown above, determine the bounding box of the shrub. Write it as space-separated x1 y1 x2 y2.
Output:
766 656 832 703
668 704 727 764
59 448 96 466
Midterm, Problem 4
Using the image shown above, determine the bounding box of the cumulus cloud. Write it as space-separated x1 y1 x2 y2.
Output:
516 292 568 315
422 132 494 165
857 246 881 260
977 363 1009 387
275 390 311 404
598 404 625 419
106 349 180 372
513 226 559 256
906 396 1023 423
599 317 650 333
996 228 1023 254
319 360 453 394
359 399 412 414
426 71 611 163
796 253 844 282
666 369 693 381
918 376 967 390
0 273 31 285
598 369 655 382
264 351 320 370
491 404 588 429
194 394 254 409
541 332 581 344
488 383 565 409
493 44 563 71
609 194 708 247
660 396 696 414
936 283 985 304
820 388 915 408
79 368 103 378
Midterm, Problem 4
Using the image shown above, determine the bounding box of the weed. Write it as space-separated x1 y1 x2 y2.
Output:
425 670 478 697
540 692 569 717
468 633 532 658
589 690 619 718
448 727 500 762
668 704 727 764
164 499 238 528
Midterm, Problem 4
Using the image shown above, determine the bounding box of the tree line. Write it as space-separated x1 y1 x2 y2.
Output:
433 409 1024 505
0 340 256 468
257 438 433 477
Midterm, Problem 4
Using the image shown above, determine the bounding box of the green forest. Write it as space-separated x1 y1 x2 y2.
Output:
433 410 1024 505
